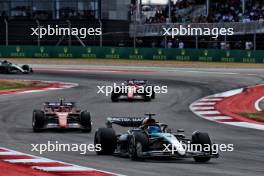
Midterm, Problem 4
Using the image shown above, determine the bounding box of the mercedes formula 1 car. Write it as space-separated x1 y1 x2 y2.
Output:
32 99 92 132
94 114 219 162
111 80 155 102
0 60 33 74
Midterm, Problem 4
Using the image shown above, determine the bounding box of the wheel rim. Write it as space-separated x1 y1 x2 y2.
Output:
136 142 142 157
128 137 135 158
32 114 35 127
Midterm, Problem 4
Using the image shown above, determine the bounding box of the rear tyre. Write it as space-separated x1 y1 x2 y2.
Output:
94 128 116 155
143 87 152 102
80 111 92 133
22 65 30 71
111 90 119 102
32 110 45 132
128 132 149 161
144 93 151 102
151 90 155 99
22 65 31 74
5 66 12 74
192 132 212 162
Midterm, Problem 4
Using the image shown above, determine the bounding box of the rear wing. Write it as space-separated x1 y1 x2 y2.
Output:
106 117 145 128
43 102 76 107
125 80 147 84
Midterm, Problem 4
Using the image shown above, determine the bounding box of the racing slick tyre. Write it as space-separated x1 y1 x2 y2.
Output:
143 87 152 101
22 65 30 71
151 90 155 99
143 93 151 102
128 132 149 161
32 110 46 132
80 111 92 133
111 90 119 102
5 66 12 74
148 85 155 99
94 128 116 155
191 132 212 162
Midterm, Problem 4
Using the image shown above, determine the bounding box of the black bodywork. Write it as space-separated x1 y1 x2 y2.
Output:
94 115 219 162
0 60 33 74
32 100 92 132
111 80 155 102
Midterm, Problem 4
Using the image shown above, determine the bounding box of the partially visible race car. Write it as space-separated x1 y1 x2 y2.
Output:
0 60 33 74
94 114 219 162
32 99 92 132
111 80 155 102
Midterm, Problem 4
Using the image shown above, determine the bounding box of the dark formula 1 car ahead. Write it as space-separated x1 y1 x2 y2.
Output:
0 60 33 74
94 114 219 162
32 99 92 132
111 80 155 102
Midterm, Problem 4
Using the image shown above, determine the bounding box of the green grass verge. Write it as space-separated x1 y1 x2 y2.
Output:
240 111 264 122
0 81 26 90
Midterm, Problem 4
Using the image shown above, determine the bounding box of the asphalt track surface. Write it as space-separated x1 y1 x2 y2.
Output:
0 67 264 176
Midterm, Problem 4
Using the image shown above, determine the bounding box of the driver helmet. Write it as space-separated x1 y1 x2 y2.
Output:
142 117 156 125
147 125 161 133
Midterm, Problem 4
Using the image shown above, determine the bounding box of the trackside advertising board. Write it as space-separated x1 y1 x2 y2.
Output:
0 45 264 63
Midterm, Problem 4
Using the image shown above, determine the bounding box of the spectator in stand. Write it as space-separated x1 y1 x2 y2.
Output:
1 11 7 20
151 41 156 48
167 40 173 48
179 41 184 49
245 41 253 50
142 0 264 23
212 39 219 49
220 41 226 49
160 39 166 48
234 41 243 49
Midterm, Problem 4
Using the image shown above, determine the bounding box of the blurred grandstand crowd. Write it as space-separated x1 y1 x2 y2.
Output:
134 0 264 23
130 0 263 50
0 0 263 50
2 0 263 22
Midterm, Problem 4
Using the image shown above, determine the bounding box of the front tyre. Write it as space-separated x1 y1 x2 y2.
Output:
111 88 120 102
32 110 45 132
192 132 212 162
80 111 92 133
128 132 148 161
94 128 116 155
21 65 30 74
22 65 30 71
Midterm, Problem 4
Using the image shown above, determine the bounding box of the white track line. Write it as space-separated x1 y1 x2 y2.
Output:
32 166 94 171
200 98 223 101
190 86 264 131
192 107 215 110
212 88 244 97
211 116 233 120
0 151 23 155
5 158 53 163
194 102 216 105
0 147 125 176
196 111 221 115
255 96 264 111
222 122 264 130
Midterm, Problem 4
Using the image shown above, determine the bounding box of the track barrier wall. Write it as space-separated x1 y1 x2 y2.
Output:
0 45 264 63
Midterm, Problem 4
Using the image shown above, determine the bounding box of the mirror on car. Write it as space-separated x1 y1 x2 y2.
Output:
177 129 184 133
166 128 172 133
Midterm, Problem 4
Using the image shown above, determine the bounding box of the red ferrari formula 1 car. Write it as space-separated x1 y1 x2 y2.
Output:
111 80 155 102
32 99 92 132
